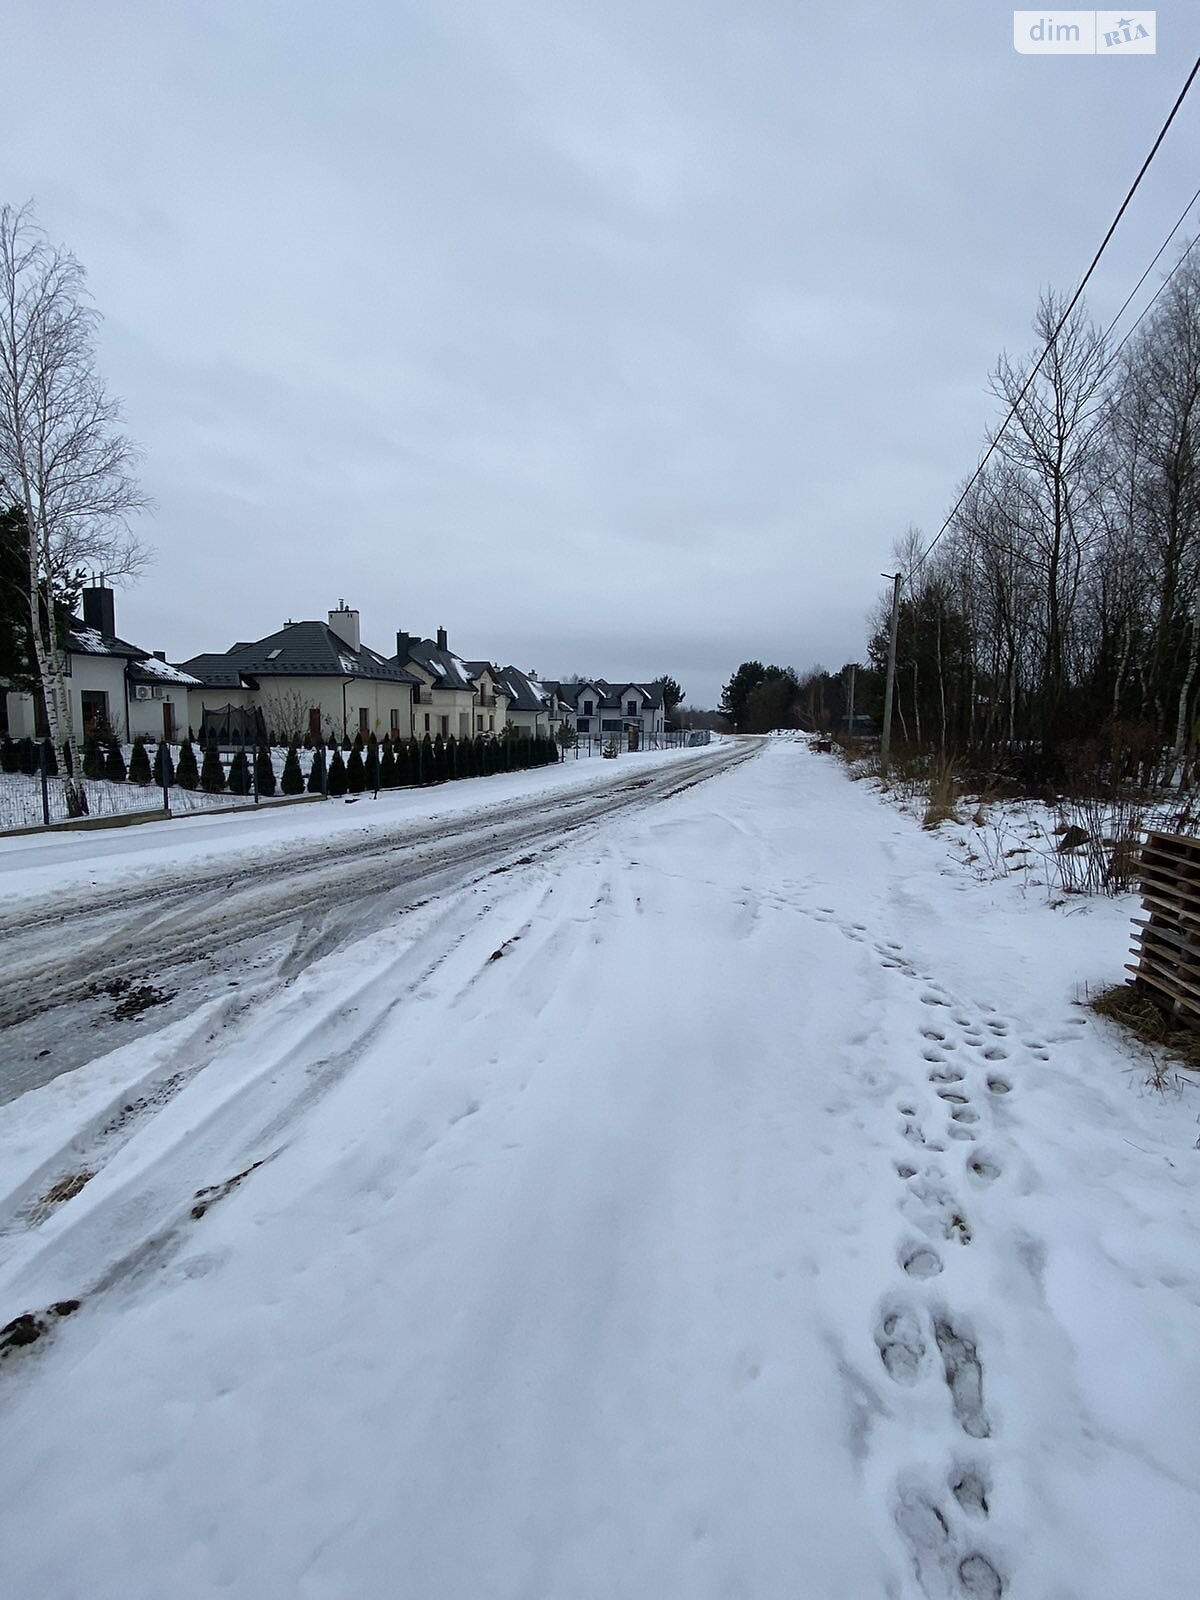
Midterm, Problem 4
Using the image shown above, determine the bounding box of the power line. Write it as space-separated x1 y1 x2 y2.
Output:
1102 179 1200 343
907 52 1200 584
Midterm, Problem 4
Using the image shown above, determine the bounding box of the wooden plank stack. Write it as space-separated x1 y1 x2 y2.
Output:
1129 831 1200 1025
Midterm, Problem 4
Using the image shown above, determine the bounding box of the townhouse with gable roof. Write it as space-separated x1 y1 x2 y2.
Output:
391 628 511 741
544 678 667 747
177 602 418 744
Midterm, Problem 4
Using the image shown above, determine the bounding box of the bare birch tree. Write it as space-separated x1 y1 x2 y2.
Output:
0 202 148 813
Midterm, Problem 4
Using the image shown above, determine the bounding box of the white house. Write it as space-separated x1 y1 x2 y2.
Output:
392 629 511 741
545 679 667 747
0 583 200 746
177 603 418 744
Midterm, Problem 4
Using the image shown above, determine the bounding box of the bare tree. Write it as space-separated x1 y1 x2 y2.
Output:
0 202 149 813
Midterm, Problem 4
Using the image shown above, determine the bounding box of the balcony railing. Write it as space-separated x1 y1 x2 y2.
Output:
476 693 496 707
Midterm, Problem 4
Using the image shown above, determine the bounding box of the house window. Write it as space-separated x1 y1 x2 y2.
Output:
359 707 369 734
489 715 494 731
626 701 637 716
308 707 322 740
424 713 430 733
162 702 176 742
441 716 449 738
476 714 483 731
577 717 590 732
390 707 401 734
601 719 621 732
582 699 594 715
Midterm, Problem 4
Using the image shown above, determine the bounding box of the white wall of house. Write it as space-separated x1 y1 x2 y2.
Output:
183 676 414 744
128 685 192 743
3 655 132 742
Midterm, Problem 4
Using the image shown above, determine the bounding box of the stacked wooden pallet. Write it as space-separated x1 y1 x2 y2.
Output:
1129 831 1200 1025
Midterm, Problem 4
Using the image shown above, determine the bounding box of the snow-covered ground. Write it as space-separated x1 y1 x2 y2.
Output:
0 738 1197 1599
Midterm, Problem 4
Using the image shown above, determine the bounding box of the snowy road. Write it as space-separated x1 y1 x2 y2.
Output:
0 740 752 1093
1 739 1198 1599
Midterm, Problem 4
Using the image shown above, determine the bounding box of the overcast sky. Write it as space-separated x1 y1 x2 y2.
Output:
4 1 1199 707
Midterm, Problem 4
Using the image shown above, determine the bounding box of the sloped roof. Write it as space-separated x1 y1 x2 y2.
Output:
179 621 418 687
127 655 202 688
394 638 476 692
495 666 548 714
542 677 665 711
67 621 144 660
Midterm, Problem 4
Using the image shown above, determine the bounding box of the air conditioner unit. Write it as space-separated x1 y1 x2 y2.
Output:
134 684 153 700
152 685 166 700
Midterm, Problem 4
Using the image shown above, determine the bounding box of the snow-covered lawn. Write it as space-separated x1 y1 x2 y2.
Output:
0 738 1197 1599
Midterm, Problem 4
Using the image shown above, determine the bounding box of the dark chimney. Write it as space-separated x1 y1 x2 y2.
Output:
153 650 166 661
436 626 448 651
395 630 414 660
82 583 115 638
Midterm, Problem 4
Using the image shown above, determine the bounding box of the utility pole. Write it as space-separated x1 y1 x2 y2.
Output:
880 572 902 781
846 664 856 735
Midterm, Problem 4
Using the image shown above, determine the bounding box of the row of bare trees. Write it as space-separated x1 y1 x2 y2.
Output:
871 256 1200 789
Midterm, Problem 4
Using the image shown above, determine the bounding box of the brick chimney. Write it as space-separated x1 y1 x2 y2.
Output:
395 630 416 660
82 582 115 638
327 599 361 653
436 626 448 651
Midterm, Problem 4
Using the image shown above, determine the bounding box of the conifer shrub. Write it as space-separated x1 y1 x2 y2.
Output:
281 743 304 795
380 740 397 788
307 745 326 794
302 728 314 750
0 736 16 774
255 744 276 797
446 734 458 779
328 732 338 753
341 734 352 752
128 737 153 785
366 733 380 792
104 737 127 783
82 732 105 778
200 738 226 793
327 747 348 796
421 732 434 783
153 741 175 788
346 745 366 793
227 749 251 795
176 739 199 790
432 732 446 782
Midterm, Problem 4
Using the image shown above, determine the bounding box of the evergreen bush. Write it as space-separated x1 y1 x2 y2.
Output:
0 736 16 774
421 733 434 783
366 733 380 792
128 737 153 785
153 741 175 788
82 731 105 779
380 739 397 788
227 749 251 795
307 745 326 794
256 744 276 796
327 747 348 796
200 738 226 793
281 743 304 795
432 732 446 782
104 737 127 783
176 739 199 789
39 737 58 776
346 745 366 793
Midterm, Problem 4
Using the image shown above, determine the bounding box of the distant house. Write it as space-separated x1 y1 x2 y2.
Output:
391 628 511 741
177 602 418 744
545 679 667 747
493 667 557 736
0 582 200 745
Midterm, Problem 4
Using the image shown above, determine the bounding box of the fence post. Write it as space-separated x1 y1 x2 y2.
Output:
39 739 50 827
162 745 170 815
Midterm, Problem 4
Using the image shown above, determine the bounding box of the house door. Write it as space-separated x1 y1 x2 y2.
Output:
162 701 176 742
308 706 322 741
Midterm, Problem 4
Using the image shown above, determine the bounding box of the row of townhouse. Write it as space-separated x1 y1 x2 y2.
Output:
0 588 669 751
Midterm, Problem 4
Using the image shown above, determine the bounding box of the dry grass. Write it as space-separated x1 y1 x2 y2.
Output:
1089 982 1200 1073
922 755 961 830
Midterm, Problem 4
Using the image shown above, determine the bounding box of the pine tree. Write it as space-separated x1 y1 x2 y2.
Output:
104 736 127 783
346 745 366 793
366 732 380 792
16 737 35 775
328 732 338 753
280 742 304 795
200 738 226 793
0 735 16 774
227 749 251 795
432 732 446 782
446 734 458 779
302 728 314 750
306 744 326 794
176 738 199 790
341 733 352 752
421 732 434 783
153 741 175 788
256 744 276 797
128 736 152 785
327 747 348 796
